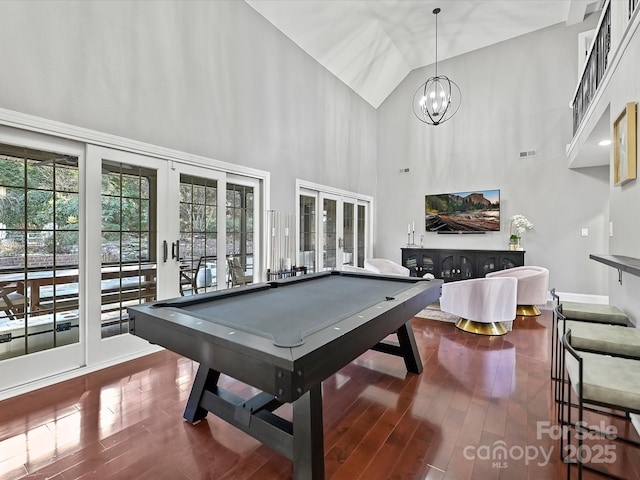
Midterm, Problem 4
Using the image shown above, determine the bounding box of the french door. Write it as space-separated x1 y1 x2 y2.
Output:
297 182 371 273
176 168 259 296
82 146 166 366
88 148 260 359
1 139 262 393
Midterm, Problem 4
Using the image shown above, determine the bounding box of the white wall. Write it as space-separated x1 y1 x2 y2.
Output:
0 0 377 215
376 17 611 297
605 15 640 325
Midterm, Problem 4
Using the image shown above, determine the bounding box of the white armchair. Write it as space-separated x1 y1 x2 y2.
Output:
342 265 371 273
364 258 410 276
440 277 518 335
486 266 549 316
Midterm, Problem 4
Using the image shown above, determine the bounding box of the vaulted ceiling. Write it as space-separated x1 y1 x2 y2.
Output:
246 0 602 108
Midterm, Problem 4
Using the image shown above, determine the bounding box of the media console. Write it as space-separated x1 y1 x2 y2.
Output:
401 248 525 282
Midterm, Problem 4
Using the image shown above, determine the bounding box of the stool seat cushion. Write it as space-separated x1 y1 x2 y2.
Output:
559 321 640 358
562 302 629 325
565 351 640 411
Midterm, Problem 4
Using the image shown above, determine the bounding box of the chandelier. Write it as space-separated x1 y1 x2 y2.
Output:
412 8 461 126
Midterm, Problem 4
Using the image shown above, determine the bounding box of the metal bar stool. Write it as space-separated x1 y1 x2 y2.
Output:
561 330 640 480
550 288 629 383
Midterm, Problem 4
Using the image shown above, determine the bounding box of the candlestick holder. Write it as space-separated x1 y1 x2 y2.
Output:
405 235 418 247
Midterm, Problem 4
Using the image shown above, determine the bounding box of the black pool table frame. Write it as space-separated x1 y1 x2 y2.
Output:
128 271 442 479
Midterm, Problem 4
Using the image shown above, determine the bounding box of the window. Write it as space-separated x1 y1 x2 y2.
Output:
179 174 218 295
343 202 354 266
357 204 366 268
226 183 253 284
299 195 317 273
100 161 157 338
322 198 337 270
0 144 80 359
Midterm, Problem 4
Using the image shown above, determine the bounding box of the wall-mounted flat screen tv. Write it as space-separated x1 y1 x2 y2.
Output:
425 189 500 233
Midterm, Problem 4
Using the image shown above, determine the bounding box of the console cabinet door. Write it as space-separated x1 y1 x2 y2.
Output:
477 252 500 276
402 248 438 277
420 251 438 276
402 249 419 276
440 252 475 282
500 252 524 270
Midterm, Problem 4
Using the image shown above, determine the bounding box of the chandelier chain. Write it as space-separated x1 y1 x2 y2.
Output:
434 8 438 77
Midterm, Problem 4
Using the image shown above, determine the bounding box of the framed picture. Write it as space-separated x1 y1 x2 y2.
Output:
613 102 637 186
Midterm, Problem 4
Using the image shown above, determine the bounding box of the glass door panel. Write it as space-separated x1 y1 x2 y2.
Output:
299 195 317 273
342 202 355 267
321 196 337 270
100 161 158 338
0 144 81 360
179 175 218 296
357 204 366 268
226 182 254 288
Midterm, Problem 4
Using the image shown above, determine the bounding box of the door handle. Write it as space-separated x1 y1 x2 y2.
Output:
171 240 180 260
163 240 168 263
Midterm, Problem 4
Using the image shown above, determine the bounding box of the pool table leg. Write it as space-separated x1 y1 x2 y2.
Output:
396 320 423 374
293 384 324 480
183 364 220 423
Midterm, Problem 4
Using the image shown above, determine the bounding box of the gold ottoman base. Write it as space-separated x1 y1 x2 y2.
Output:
455 318 508 336
516 305 541 316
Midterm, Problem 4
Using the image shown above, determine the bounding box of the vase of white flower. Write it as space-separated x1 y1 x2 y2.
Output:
509 214 533 251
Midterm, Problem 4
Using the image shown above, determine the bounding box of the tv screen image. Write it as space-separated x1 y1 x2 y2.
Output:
425 189 500 232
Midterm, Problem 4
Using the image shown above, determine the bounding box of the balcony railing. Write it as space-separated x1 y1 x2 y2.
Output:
572 2 611 134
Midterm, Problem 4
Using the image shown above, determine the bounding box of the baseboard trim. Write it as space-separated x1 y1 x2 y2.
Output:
541 291 609 310
552 291 608 304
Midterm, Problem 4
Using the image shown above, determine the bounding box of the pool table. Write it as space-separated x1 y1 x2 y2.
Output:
128 270 442 479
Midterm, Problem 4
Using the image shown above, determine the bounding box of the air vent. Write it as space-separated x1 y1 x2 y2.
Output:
519 150 537 159
397 167 411 175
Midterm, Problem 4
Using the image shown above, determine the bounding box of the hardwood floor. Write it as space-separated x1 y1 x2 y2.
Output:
1 310 639 479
